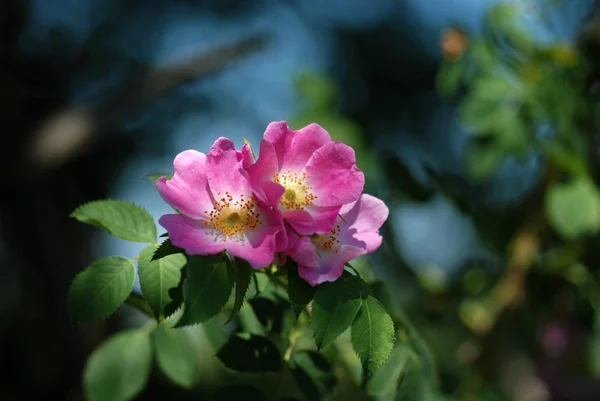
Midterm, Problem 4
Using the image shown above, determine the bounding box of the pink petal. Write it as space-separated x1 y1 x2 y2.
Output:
156 150 214 219
288 237 320 268
159 214 226 255
246 140 280 203
341 194 388 253
262 180 285 209
206 137 252 198
227 205 286 268
241 143 254 168
298 244 366 286
262 121 331 172
284 205 341 236
281 123 332 172
305 141 364 207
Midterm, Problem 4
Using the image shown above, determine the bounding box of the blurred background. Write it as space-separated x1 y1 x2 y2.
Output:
3 0 600 400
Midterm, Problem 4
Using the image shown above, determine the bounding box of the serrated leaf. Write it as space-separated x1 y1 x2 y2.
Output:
83 329 152 401
164 264 186 318
138 245 186 319
227 257 252 323
175 255 235 327
152 238 184 261
342 271 371 299
311 280 362 350
351 296 395 377
69 257 135 322
211 385 269 401
217 333 282 373
154 316 202 388
71 200 157 243
147 173 173 187
288 263 316 318
545 178 600 240
290 351 336 401
366 344 411 397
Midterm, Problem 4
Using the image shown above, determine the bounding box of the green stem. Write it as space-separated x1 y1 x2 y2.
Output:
125 293 155 320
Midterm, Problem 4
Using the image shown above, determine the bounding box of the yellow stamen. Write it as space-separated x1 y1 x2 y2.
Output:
273 170 318 210
203 191 261 242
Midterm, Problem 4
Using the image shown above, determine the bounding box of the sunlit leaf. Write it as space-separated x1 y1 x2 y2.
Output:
366 344 411 397
71 200 157 243
69 257 135 322
311 280 362 350
351 296 395 377
138 245 186 318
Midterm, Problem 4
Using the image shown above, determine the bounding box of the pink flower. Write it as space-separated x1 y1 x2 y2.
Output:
287 194 389 286
156 138 286 268
245 121 365 235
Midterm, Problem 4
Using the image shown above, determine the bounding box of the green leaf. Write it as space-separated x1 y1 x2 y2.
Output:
83 330 152 401
290 351 337 401
366 344 411 397
395 351 426 401
147 173 173 187
436 61 463 98
351 296 395 377
138 245 186 319
154 317 202 388
164 264 186 318
287 263 316 318
545 178 600 240
227 257 252 323
216 333 282 373
71 200 157 243
311 279 363 350
152 238 184 261
69 257 135 322
175 255 235 327
211 385 269 401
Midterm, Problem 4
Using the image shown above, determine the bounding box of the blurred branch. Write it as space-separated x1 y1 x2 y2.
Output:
25 34 268 173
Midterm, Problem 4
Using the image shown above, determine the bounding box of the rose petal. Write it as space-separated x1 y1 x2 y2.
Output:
159 214 226 255
156 150 214 219
206 137 252 197
305 141 364 207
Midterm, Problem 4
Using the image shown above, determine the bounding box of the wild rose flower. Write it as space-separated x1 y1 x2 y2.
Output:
287 194 389 286
156 138 286 268
246 121 365 235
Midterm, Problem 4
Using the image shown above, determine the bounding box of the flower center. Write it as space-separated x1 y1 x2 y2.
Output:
273 170 318 211
204 191 261 241
310 222 342 254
